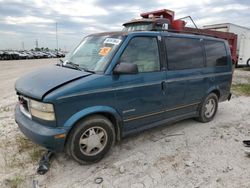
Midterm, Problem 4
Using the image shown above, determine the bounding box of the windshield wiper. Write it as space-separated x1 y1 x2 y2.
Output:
58 59 95 73
56 59 64 66
81 67 96 74
64 61 83 71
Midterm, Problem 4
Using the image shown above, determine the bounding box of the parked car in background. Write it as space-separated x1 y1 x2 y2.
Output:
1 51 10 60
0 50 66 61
7 51 18 60
14 51 29 59
0 51 3 60
31 51 41 59
20 51 33 59
56 51 65 58
35 52 46 58
25 51 35 59
45 52 57 58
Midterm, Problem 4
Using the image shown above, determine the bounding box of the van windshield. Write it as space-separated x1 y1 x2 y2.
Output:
64 34 124 73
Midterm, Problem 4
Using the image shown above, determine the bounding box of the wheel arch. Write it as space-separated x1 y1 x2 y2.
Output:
64 106 123 143
211 89 220 99
206 87 220 99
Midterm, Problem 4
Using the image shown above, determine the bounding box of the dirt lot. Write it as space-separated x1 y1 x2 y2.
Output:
0 59 250 188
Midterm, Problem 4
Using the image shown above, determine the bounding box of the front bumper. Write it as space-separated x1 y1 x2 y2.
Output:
15 104 68 152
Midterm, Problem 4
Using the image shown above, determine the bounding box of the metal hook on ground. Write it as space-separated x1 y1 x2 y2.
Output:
37 150 55 175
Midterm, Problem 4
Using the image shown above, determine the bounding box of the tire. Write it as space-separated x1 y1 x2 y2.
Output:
247 59 250 67
66 115 115 164
196 93 218 123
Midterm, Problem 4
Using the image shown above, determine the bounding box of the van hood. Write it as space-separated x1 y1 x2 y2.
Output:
15 65 91 100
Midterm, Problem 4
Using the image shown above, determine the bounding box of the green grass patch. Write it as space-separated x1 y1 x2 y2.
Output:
5 175 24 188
16 136 33 152
3 135 45 168
242 67 250 71
29 148 44 163
232 83 250 96
16 135 45 163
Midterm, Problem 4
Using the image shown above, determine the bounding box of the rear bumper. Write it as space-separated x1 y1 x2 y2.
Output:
227 93 232 101
15 104 68 152
219 92 232 102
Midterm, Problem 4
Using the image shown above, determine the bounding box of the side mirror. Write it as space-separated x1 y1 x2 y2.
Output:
113 63 138 74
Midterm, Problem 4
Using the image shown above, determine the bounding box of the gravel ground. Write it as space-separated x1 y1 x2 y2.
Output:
0 59 250 188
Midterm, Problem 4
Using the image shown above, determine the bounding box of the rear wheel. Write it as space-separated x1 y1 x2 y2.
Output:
66 115 115 164
197 93 218 123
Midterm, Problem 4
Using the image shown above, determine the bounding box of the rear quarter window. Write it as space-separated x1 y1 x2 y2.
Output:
165 37 204 70
204 40 227 67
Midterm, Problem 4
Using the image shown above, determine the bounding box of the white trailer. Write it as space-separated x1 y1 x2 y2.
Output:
203 23 250 67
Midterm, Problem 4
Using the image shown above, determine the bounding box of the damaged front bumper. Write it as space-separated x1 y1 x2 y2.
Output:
15 104 68 152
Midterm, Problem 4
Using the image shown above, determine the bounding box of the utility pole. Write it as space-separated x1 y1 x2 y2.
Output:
56 22 59 54
22 41 24 50
35 39 38 50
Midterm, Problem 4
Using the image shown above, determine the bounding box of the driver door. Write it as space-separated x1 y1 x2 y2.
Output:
113 36 167 134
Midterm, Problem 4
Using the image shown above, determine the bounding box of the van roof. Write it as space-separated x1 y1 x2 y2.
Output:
90 31 226 43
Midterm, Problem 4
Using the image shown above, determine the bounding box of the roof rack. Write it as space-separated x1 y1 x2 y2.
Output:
123 8 238 63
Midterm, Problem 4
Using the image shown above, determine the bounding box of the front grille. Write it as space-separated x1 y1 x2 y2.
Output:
21 97 29 111
18 96 31 118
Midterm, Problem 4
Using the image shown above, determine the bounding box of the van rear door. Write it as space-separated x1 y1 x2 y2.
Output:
204 39 233 100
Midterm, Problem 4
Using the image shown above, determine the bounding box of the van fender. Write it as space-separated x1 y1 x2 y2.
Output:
63 106 123 139
205 86 220 98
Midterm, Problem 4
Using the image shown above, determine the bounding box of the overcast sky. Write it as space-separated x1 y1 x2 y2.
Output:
0 0 249 51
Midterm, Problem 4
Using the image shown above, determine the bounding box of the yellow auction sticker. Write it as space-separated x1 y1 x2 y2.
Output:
99 47 112 56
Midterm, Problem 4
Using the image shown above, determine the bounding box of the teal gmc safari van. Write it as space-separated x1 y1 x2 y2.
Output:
15 30 233 164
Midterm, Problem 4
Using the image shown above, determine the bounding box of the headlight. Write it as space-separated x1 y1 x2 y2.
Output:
29 99 55 121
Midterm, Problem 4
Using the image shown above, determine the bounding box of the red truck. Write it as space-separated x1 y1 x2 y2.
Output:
123 9 238 64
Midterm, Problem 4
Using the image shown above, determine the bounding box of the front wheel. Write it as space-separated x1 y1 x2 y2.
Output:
66 115 115 164
197 93 218 123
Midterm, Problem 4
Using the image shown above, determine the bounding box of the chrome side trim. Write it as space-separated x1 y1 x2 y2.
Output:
124 110 165 122
58 72 232 100
123 102 200 122
122 109 136 114
165 102 200 112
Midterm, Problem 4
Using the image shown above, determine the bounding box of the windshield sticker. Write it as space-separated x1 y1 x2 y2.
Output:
104 38 122 45
99 47 112 56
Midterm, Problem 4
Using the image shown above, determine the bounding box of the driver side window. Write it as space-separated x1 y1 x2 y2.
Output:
120 37 160 73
